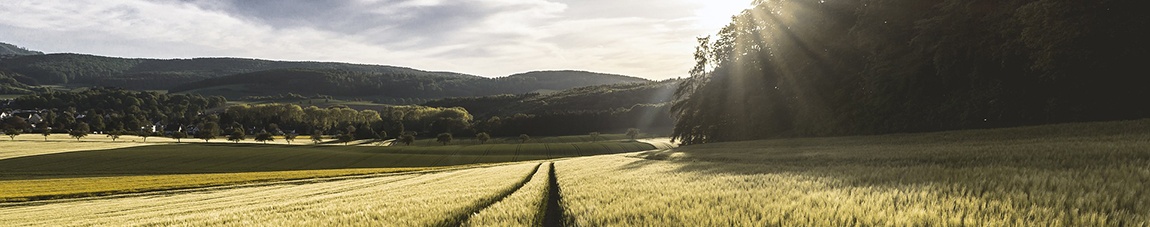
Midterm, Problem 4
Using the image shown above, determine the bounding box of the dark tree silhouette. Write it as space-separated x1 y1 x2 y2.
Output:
3 127 18 140
436 132 453 145
255 131 274 144
625 128 639 141
171 131 187 143
476 132 491 144
70 122 90 141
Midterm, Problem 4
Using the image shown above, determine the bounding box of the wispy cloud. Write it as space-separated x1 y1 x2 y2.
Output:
0 0 746 79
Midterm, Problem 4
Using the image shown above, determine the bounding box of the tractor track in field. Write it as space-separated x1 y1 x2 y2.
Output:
440 162 544 227
543 162 568 227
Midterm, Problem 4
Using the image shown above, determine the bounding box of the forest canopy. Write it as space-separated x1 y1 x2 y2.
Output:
672 0 1150 144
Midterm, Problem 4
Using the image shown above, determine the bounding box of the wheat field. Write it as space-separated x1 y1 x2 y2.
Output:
0 163 540 226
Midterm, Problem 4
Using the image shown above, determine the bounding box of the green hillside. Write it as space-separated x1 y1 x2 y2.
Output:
0 53 476 90
425 79 677 117
170 69 651 102
0 42 44 56
0 52 651 99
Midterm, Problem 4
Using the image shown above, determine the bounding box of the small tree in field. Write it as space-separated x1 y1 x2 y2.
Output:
476 132 491 144
626 128 640 141
41 127 51 141
228 129 246 143
337 132 353 145
589 132 600 142
254 131 274 144
400 134 415 146
138 130 153 142
70 123 90 141
171 131 187 143
107 130 122 142
436 133 453 145
519 134 530 143
197 122 220 142
311 130 324 144
4 128 19 141
284 132 297 144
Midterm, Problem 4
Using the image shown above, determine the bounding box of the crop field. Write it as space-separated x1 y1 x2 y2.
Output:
0 140 652 179
3 120 1144 226
0 163 543 226
408 134 648 146
0 167 432 202
0 137 654 202
553 120 1150 226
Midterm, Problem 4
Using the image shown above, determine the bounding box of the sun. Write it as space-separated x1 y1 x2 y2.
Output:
692 0 753 31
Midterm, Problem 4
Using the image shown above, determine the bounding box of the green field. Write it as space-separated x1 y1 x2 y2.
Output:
1 120 1147 226
408 133 651 146
0 140 653 180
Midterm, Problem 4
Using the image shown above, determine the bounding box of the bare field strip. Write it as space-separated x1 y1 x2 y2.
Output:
0 163 541 226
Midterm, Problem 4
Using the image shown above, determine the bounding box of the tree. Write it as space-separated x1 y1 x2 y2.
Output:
311 130 324 144
519 134 530 143
436 132 453 145
626 128 640 140
337 132 354 145
284 132 297 144
228 129 246 143
107 130 122 142
476 132 491 144
400 133 415 145
254 131 274 144
354 125 378 140
40 127 51 141
171 131 187 143
70 122 90 141
589 132 600 142
197 122 220 142
4 128 19 141
138 129 153 142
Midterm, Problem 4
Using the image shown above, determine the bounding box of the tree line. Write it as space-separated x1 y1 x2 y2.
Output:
671 0 1150 144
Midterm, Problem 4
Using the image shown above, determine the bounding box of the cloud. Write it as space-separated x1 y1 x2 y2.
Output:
0 0 736 79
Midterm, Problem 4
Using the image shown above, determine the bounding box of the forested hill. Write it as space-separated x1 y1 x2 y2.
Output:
423 80 678 136
0 53 475 90
0 42 44 56
424 79 677 118
169 69 651 101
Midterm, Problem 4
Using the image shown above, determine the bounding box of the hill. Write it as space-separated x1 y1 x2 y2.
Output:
0 51 652 99
424 80 680 136
0 42 44 57
169 69 651 102
424 79 677 117
0 53 474 90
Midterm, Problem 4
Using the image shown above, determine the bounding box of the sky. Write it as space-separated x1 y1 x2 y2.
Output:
0 0 751 80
